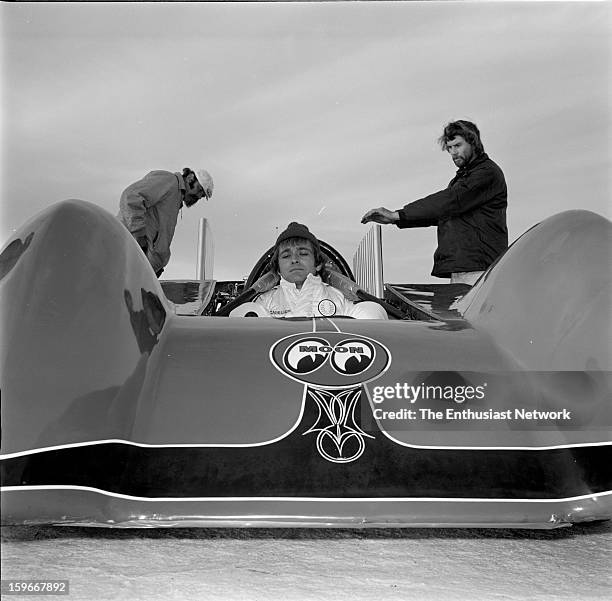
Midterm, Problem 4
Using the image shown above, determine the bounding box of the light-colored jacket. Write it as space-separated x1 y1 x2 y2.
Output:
255 274 387 319
118 171 185 273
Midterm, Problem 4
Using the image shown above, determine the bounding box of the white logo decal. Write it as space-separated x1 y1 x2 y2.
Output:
303 388 374 463
271 332 392 464
317 299 337 316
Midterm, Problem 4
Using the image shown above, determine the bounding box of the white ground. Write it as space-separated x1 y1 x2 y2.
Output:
2 522 610 601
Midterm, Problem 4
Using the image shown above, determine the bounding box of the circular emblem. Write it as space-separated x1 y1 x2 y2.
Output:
330 338 375 375
317 299 337 317
271 332 391 388
283 337 329 375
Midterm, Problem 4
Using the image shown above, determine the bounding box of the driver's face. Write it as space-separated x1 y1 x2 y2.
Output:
278 239 318 289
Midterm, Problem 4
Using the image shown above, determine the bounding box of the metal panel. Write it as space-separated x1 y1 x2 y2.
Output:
196 217 214 280
352 224 384 298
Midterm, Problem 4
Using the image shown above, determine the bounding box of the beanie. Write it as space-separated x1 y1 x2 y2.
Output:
275 222 320 251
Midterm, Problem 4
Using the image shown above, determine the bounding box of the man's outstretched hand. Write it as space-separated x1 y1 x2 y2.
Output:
361 207 400 225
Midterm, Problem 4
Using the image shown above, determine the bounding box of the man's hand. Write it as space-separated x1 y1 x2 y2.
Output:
361 208 400 225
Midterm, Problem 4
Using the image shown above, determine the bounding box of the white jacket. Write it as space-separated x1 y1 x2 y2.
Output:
254 274 387 319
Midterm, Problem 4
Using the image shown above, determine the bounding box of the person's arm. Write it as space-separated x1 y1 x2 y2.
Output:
398 163 504 228
360 207 400 224
119 172 177 238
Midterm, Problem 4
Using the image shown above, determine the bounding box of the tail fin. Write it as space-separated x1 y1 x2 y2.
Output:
352 224 384 298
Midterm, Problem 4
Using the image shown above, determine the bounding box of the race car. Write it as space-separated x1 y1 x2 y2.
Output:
0 199 610 528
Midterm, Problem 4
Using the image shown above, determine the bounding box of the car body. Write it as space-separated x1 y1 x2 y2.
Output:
1 200 610 528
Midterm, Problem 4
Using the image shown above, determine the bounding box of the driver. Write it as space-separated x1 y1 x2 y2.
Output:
245 222 387 319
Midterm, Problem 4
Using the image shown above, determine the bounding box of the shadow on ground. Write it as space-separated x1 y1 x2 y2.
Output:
3 520 610 542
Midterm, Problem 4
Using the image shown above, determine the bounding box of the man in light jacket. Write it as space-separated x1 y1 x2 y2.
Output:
118 167 214 277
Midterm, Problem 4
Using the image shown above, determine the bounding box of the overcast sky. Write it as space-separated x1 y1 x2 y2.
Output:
1 1 610 283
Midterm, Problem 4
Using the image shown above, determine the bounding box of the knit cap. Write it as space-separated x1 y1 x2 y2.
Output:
275 222 320 252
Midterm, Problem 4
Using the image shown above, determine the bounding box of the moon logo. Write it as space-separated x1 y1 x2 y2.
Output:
272 332 390 387
283 337 329 374
330 338 375 375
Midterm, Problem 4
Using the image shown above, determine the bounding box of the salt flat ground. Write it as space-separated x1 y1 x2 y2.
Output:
2 522 611 601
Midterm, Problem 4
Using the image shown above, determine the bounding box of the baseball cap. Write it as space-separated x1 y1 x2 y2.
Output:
194 169 214 199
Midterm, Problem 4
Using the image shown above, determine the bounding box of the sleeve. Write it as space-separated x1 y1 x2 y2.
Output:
119 172 177 237
332 291 388 319
396 162 503 229
327 286 361 317
347 301 389 320
254 289 275 312
229 302 271 317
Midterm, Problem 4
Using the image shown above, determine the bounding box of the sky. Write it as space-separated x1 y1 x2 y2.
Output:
1 1 610 283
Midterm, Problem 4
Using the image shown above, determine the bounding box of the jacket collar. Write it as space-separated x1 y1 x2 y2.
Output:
174 172 187 207
279 273 322 291
456 152 489 176
173 172 185 190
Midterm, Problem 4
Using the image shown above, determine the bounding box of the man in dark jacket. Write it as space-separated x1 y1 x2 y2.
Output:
361 120 507 285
